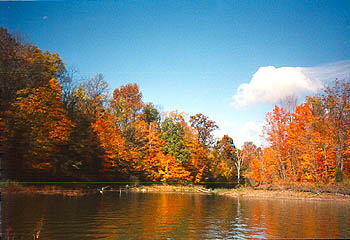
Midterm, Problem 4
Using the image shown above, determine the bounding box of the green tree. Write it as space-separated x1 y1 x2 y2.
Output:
160 112 190 164
141 103 161 125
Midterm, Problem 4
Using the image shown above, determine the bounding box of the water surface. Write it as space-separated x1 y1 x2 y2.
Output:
2 192 350 239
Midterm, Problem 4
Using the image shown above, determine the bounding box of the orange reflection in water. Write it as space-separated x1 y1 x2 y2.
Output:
4 193 350 239
244 198 348 239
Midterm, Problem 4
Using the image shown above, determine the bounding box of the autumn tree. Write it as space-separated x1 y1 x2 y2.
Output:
260 147 279 183
251 80 349 184
113 83 143 121
57 74 111 180
0 27 65 112
307 96 333 181
141 103 161 125
160 111 190 164
263 105 290 181
1 28 66 179
322 79 350 181
111 83 146 154
142 121 163 180
241 142 260 184
190 113 218 151
91 113 138 180
146 151 192 183
142 120 192 183
288 102 318 181
10 78 73 179
209 135 237 182
241 142 259 166
278 94 298 116
245 146 263 185
71 74 109 122
182 121 209 183
58 66 79 116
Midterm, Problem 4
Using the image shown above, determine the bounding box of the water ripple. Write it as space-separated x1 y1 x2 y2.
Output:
2 192 350 239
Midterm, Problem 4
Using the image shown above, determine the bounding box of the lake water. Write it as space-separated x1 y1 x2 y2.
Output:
2 191 350 239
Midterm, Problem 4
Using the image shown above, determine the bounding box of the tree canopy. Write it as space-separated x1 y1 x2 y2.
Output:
1 27 349 185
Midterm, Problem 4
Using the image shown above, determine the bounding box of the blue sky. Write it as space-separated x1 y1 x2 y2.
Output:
1 0 350 147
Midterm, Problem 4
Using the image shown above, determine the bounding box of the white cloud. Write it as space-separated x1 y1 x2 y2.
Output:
214 120 263 148
241 121 263 140
233 66 321 107
214 120 237 139
216 119 237 129
232 61 350 108
236 121 263 148
302 60 350 83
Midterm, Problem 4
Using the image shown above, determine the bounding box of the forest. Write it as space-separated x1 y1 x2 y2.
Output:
1 27 349 185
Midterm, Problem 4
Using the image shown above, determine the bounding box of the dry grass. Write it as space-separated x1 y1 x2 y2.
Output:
219 182 350 201
255 182 350 195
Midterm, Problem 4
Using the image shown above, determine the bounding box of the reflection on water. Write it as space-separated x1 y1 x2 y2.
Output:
2 192 350 239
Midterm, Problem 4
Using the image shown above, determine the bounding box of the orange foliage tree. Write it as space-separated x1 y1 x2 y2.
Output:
263 105 290 181
11 78 73 176
250 80 349 184
91 113 138 179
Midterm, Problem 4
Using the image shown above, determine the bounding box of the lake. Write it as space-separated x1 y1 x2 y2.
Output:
2 191 350 239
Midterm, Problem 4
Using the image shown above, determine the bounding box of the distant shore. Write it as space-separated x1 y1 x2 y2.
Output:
132 184 350 201
1 183 211 196
2 182 350 201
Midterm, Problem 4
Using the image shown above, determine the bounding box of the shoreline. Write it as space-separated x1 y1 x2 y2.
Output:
2 183 350 201
131 184 350 201
130 184 211 193
217 188 350 201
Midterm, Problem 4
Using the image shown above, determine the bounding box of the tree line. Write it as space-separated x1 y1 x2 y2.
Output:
247 80 350 184
0 27 242 184
1 27 349 185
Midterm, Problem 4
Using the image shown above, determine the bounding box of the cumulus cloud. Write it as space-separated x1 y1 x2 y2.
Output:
232 61 350 107
233 66 321 107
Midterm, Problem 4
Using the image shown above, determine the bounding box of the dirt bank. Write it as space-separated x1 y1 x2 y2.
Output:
218 188 350 201
131 184 350 201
